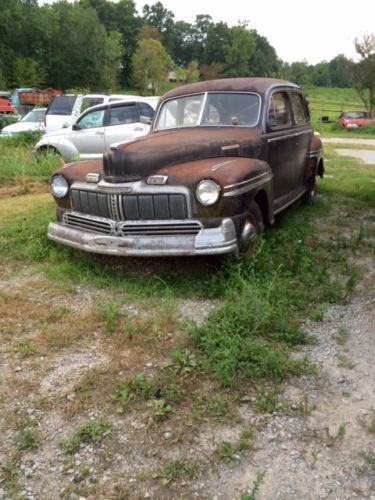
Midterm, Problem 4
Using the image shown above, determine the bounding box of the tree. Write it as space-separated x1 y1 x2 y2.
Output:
329 54 354 88
224 26 256 77
203 21 231 67
353 34 375 117
142 1 175 55
102 31 123 90
132 38 171 94
186 60 200 83
13 57 47 87
250 31 281 77
311 62 331 87
285 61 312 86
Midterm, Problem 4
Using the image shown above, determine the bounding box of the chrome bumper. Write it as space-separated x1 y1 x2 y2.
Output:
47 218 239 256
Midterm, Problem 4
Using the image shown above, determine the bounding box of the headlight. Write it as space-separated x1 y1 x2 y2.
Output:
50 175 69 198
196 179 220 206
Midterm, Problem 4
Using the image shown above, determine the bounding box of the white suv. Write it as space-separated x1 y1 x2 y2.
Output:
34 98 159 162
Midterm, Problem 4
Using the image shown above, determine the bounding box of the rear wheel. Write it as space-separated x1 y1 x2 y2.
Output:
239 200 264 256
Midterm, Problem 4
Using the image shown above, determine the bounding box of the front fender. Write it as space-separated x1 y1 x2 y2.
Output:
157 156 273 220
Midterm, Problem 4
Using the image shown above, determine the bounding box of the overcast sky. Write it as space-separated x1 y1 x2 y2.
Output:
38 0 374 64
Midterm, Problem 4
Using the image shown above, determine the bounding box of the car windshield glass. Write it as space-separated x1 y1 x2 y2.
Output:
47 96 77 115
21 109 45 123
154 92 260 130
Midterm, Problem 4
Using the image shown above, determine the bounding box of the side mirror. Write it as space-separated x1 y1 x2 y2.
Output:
72 122 80 131
140 115 152 125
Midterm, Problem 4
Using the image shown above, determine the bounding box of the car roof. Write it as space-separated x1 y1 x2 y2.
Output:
162 77 300 100
79 98 159 115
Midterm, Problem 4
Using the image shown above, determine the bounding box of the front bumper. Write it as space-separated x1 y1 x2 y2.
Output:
47 218 239 256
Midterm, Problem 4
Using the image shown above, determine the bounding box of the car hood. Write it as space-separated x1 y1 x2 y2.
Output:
42 126 73 139
103 127 262 182
1 122 45 134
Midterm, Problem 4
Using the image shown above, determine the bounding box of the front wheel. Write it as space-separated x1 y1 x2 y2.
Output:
239 200 264 255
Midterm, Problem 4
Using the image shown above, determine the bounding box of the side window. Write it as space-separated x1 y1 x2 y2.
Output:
268 92 292 127
291 92 309 124
139 103 155 119
77 109 105 129
109 105 139 126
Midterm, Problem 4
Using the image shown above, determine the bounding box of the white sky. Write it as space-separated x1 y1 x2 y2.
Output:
38 0 374 64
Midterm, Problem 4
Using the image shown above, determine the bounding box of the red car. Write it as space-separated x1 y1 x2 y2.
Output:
0 97 15 114
337 111 375 130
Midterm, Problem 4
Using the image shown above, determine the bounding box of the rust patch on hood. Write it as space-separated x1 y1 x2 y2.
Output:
103 128 261 183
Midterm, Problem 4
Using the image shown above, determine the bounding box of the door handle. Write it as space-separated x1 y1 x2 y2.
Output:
133 126 143 131
95 131 104 136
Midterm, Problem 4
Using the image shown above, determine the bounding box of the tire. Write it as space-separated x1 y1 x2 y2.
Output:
36 146 63 165
239 200 264 255
302 176 317 203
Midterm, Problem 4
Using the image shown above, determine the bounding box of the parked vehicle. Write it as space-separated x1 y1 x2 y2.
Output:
47 77 324 257
34 98 157 162
1 107 46 137
43 93 156 132
336 111 375 130
0 96 16 114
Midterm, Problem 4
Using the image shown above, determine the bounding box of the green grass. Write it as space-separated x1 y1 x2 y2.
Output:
59 417 112 455
0 134 58 187
321 145 375 207
0 139 373 390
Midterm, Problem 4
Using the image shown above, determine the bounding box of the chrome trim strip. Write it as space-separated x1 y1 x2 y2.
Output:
273 189 306 215
223 174 273 197
267 130 311 143
224 171 271 190
211 159 236 172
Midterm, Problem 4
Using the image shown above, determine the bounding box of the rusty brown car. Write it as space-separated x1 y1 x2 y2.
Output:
48 78 324 256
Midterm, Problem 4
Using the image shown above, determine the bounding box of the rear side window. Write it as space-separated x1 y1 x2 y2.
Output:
291 92 309 124
268 92 292 127
47 96 77 116
108 104 139 126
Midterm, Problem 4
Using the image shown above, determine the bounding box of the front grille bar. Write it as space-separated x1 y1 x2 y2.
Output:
63 212 202 237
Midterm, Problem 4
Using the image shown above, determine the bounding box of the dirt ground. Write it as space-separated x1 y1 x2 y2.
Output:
0 145 374 500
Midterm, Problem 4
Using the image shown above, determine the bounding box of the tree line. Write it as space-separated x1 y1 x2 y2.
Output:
0 0 373 115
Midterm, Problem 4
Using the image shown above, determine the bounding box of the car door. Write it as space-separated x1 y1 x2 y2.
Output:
265 91 296 208
68 107 106 159
104 102 152 149
289 91 312 190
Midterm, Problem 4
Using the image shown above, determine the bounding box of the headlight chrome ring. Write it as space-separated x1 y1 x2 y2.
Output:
196 179 221 206
50 175 69 198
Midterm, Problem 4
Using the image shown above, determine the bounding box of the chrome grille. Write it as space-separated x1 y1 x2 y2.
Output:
118 221 201 236
63 213 114 235
71 189 188 221
63 213 202 237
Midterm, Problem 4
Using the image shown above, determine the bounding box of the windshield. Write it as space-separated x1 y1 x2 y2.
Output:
21 109 46 123
155 92 260 130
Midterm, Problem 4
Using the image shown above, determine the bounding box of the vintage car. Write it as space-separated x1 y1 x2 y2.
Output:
48 78 324 257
